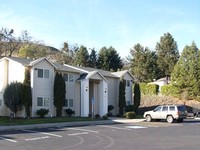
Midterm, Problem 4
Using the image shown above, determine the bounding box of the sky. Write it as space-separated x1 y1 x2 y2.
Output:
0 0 199 58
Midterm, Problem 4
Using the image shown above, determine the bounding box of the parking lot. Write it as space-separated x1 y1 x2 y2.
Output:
0 118 200 150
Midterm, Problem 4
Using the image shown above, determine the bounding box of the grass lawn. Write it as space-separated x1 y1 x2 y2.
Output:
0 116 103 126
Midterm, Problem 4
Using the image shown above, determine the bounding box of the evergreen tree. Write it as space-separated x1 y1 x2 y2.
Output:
88 48 97 68
22 68 32 118
75 45 89 67
54 73 66 117
130 43 158 82
97 46 123 71
118 79 126 116
133 83 141 112
171 42 200 99
156 32 179 78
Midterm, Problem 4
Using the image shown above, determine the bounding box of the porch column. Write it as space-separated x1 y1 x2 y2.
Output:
99 80 108 116
80 79 89 117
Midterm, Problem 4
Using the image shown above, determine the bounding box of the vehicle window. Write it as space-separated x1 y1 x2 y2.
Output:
169 106 175 111
177 106 186 111
154 106 162 112
162 106 168 111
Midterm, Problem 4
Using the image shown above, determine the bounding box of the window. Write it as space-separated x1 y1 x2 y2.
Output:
38 69 43 78
169 106 175 111
37 97 50 106
64 99 73 107
44 98 50 106
37 97 43 106
37 69 49 78
69 74 74 82
154 106 162 112
126 80 130 87
44 70 49 78
162 106 168 111
64 73 74 82
0 99 2 106
64 74 68 82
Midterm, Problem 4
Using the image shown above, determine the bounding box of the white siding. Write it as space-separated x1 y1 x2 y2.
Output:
31 60 55 117
107 77 119 115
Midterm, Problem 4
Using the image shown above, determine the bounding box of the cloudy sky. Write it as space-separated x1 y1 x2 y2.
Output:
0 0 199 58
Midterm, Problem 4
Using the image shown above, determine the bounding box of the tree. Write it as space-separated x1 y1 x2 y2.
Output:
88 48 97 68
155 32 179 78
54 73 66 117
171 42 200 99
75 45 89 67
133 83 141 112
97 46 123 71
118 79 126 116
0 27 21 56
22 68 32 118
130 43 158 82
3 82 23 116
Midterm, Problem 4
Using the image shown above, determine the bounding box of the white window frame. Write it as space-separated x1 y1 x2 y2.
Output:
37 97 50 107
37 69 49 78
64 73 74 82
64 99 74 107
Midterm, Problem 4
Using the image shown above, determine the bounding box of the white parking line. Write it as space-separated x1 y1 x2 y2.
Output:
0 136 17 143
67 128 99 133
98 125 132 130
22 129 62 137
125 126 147 129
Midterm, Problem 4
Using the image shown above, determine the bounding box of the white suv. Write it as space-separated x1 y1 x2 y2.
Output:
143 105 187 123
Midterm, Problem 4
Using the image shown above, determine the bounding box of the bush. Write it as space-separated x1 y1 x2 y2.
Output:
124 105 137 112
102 114 108 120
107 105 114 116
65 108 75 116
95 114 100 118
36 109 49 118
140 83 159 95
125 112 136 119
161 85 180 97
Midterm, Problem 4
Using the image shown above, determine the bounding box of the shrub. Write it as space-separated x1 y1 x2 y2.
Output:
102 114 108 120
107 105 114 116
124 105 137 112
161 85 180 97
36 109 49 118
95 114 100 118
125 111 136 119
140 83 159 95
65 108 75 116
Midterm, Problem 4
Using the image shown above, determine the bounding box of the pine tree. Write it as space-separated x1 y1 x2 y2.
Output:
118 79 126 116
75 45 89 67
22 68 32 118
133 83 141 112
171 42 200 99
156 32 179 78
54 73 66 117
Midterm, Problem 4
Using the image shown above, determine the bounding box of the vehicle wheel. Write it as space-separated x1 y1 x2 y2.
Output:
146 115 152 122
177 119 183 123
166 115 174 123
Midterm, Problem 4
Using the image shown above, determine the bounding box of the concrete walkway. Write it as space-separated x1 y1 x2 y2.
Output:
0 117 145 132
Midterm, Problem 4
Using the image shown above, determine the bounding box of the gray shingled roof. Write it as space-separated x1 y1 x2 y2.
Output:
53 62 81 73
68 65 118 78
4 57 32 66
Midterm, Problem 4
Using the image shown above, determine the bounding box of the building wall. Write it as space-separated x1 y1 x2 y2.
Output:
107 77 119 115
123 73 133 105
31 60 55 117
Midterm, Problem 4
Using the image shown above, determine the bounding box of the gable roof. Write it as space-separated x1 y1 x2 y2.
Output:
112 70 135 80
64 64 118 78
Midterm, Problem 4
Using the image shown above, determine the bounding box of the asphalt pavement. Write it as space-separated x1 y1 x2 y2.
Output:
0 117 146 132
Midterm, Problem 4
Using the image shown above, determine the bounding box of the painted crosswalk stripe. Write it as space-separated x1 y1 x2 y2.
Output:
125 126 147 129
22 129 62 137
0 136 17 143
98 125 132 130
